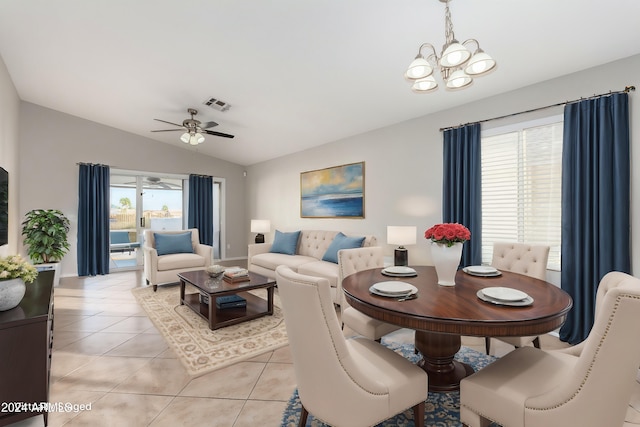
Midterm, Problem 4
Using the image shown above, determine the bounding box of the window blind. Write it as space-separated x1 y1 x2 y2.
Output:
481 117 563 270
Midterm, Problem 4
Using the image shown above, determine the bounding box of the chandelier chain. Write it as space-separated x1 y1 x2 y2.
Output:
444 2 455 47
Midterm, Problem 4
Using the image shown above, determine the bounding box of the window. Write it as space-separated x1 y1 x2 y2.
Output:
481 116 563 270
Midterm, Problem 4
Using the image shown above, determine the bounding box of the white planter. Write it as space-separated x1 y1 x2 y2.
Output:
0 278 26 311
430 242 463 286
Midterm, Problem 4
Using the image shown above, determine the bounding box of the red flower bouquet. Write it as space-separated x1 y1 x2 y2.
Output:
424 223 471 247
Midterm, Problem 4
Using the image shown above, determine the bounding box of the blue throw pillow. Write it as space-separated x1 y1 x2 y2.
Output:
270 230 301 255
154 232 194 256
322 232 366 264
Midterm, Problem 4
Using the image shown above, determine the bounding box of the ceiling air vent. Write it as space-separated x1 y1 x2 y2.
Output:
203 97 231 112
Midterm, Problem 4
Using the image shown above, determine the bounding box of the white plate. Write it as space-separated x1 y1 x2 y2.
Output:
372 281 416 295
383 266 417 275
477 290 533 307
373 281 415 294
481 287 528 302
370 284 418 298
463 268 502 277
381 265 418 277
466 265 498 274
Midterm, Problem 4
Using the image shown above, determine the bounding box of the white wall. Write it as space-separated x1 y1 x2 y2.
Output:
18 103 248 277
247 54 640 275
0 55 20 257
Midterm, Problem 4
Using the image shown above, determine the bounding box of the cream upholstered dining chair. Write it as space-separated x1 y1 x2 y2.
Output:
460 271 640 427
485 242 550 354
549 273 640 427
625 370 640 426
337 246 402 341
275 265 428 427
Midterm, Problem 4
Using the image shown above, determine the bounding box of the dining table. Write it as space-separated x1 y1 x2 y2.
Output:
341 265 573 392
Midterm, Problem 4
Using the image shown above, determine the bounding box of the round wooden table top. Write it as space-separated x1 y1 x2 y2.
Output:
342 266 573 337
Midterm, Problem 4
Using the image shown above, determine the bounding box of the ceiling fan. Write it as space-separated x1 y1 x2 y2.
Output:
117 176 182 190
151 108 234 145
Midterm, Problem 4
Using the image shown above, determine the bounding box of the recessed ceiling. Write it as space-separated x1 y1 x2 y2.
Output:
1 0 639 166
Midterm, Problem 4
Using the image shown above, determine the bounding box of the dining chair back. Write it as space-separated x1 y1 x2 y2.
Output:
625 369 640 425
337 246 401 341
554 273 640 426
461 271 640 427
486 242 550 354
275 265 427 427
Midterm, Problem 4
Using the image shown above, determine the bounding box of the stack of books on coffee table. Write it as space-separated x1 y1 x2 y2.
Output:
223 267 250 283
215 294 247 309
199 294 248 309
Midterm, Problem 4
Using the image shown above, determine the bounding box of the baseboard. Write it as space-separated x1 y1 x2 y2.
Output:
214 257 248 268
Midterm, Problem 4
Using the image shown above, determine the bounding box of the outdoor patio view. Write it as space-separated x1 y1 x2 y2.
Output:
109 175 185 269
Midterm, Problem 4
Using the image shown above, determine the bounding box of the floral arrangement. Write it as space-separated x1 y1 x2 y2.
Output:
0 255 38 283
424 223 471 247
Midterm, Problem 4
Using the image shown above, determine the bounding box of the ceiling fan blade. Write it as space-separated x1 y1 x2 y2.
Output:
151 129 184 132
200 121 219 129
203 129 235 139
153 118 183 127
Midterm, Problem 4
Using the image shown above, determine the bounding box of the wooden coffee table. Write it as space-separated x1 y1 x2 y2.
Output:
178 270 276 330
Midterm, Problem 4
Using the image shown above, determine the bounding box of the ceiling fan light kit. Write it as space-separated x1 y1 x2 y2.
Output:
151 108 234 144
406 0 496 93
180 131 205 145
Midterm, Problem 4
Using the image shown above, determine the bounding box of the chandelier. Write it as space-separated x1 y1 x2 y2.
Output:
405 0 496 93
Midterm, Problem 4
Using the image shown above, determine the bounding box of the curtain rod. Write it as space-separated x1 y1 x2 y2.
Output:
439 85 635 132
76 162 109 166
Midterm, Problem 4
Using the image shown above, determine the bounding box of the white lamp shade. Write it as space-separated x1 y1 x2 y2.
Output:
180 132 191 143
406 57 433 80
440 41 471 67
251 219 271 233
446 69 473 89
387 226 417 246
411 75 438 93
194 133 205 143
464 51 496 76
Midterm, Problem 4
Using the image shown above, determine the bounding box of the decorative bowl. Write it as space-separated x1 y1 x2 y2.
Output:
206 265 225 278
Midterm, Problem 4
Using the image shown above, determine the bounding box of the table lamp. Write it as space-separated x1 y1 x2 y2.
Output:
387 226 417 266
251 219 270 244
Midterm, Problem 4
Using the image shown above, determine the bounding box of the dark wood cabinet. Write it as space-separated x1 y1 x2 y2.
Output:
0 270 54 427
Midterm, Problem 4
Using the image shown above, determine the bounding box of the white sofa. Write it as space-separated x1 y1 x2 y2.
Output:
143 228 212 291
248 230 377 304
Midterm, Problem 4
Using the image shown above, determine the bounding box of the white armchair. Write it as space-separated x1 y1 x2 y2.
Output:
461 271 640 427
275 265 427 427
143 228 212 291
485 242 550 354
337 246 401 341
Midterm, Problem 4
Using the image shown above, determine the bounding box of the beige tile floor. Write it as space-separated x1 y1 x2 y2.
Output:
8 270 568 427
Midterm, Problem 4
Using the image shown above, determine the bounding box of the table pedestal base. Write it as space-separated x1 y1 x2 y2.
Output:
415 331 475 392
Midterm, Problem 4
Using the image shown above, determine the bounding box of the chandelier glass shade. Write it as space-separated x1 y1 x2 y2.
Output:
180 131 205 145
406 0 496 93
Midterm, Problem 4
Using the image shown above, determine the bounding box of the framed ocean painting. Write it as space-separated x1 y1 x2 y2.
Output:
300 162 365 218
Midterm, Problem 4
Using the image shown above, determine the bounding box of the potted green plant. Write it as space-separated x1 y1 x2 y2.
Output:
21 209 70 286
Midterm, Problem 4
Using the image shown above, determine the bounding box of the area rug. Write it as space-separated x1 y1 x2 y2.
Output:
131 284 288 376
281 340 501 427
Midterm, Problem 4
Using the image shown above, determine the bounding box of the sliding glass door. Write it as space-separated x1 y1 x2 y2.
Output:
110 171 224 270
109 174 185 270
